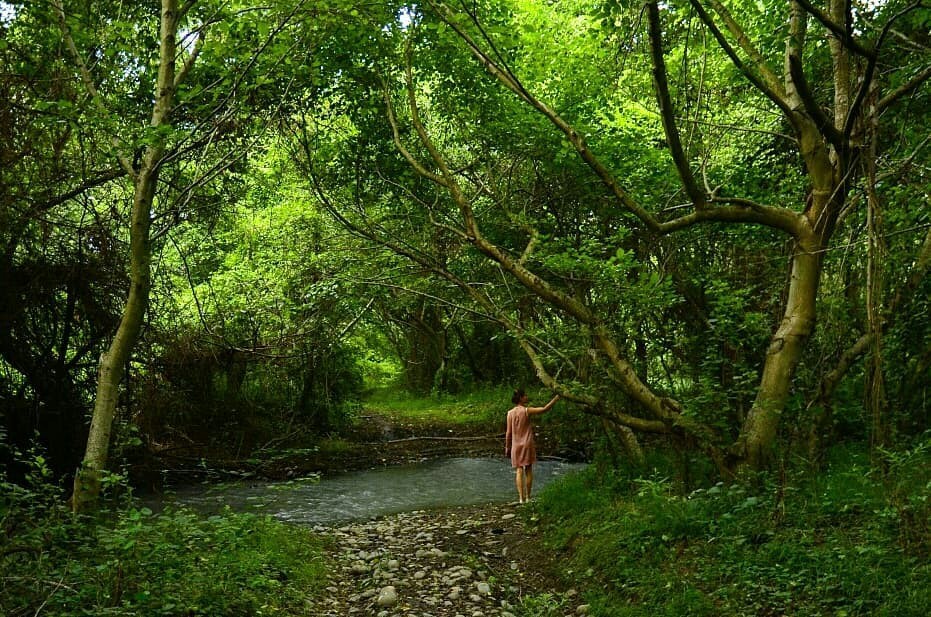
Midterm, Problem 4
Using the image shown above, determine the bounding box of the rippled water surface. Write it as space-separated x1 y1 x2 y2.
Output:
157 457 585 525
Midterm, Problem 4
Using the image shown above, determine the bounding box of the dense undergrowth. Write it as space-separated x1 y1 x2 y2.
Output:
0 454 326 616
528 440 930 617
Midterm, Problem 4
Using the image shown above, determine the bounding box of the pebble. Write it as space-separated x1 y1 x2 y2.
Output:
376 586 398 607
577 605 591 614
304 508 573 616
350 562 368 575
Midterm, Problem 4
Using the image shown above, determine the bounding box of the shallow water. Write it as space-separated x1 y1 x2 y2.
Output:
156 457 584 525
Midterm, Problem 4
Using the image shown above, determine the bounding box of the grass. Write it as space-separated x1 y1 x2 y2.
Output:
529 441 931 617
1 472 329 616
362 384 518 427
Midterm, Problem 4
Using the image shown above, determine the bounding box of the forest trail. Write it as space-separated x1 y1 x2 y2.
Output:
306 503 586 617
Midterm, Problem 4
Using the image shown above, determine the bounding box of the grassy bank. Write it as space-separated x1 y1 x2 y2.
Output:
526 442 930 617
363 385 515 427
1 467 327 616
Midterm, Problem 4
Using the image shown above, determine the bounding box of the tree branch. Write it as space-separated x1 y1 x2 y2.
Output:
787 53 844 148
174 28 205 88
52 0 135 177
843 1 924 140
878 64 931 113
383 81 447 186
705 0 788 97
794 0 874 57
646 1 707 209
687 0 792 116
659 198 803 235
28 168 125 215
428 1 661 232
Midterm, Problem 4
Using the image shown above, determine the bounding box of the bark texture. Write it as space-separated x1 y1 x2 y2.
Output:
71 0 181 511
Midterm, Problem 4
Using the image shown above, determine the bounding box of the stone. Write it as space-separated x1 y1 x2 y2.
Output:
413 570 427 579
501 513 516 520
350 562 368 575
577 604 591 614
475 581 491 595
387 559 400 570
376 586 398 607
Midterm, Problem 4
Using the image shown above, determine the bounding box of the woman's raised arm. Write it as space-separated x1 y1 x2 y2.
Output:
527 394 560 415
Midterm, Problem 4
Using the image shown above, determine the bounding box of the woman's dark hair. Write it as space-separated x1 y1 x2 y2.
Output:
511 388 526 405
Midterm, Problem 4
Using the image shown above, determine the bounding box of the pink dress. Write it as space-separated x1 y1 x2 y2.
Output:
506 405 536 468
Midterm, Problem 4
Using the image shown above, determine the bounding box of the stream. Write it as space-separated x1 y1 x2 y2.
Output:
155 457 584 525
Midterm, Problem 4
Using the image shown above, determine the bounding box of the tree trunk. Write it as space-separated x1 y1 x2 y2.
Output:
71 0 179 511
71 170 157 510
733 233 822 469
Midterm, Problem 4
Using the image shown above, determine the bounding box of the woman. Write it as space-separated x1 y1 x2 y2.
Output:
505 389 559 504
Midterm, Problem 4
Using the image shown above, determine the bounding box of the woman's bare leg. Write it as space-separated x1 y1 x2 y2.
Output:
525 465 534 501
515 467 525 502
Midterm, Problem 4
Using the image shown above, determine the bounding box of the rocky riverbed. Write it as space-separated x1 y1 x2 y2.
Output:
306 504 590 617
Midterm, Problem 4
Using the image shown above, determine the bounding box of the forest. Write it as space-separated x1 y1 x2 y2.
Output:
1 0 929 615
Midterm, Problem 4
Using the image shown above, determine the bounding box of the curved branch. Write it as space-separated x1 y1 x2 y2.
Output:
660 198 803 235
52 0 135 177
514 336 669 434
646 1 706 209
813 224 931 405
794 0 874 58
383 81 447 186
174 28 205 88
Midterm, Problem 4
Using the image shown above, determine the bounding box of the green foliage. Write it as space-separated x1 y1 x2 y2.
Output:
531 442 931 616
516 591 570 617
0 446 327 616
364 384 515 427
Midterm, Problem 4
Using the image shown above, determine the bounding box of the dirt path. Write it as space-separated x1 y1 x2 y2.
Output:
306 503 588 617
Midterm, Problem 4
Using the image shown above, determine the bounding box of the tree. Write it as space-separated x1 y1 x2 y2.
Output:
299 0 931 472
55 0 195 510
58 0 315 508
